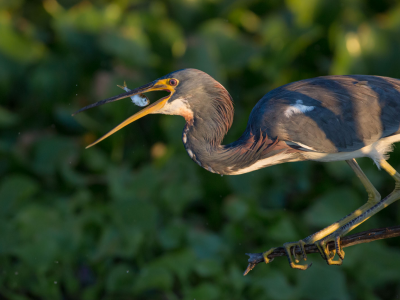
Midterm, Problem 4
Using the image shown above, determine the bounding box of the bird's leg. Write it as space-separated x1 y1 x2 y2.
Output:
281 159 380 269
309 159 381 263
314 158 400 265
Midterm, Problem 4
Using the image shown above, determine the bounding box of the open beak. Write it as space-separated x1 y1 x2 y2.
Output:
72 78 176 149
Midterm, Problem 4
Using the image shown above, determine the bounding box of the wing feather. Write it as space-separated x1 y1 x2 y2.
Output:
250 75 400 153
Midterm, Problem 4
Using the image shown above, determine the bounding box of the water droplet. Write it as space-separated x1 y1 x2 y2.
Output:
54 281 57 284
76 94 78 96
18 132 20 135
76 84 78 86
15 272 18 275
221 174 223 177
55 261 58 263
126 270 129 273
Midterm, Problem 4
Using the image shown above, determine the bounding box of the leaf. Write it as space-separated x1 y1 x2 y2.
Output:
223 196 249 221
304 188 362 227
267 217 300 243
0 22 46 63
0 174 39 216
31 137 78 177
150 249 196 281
250 269 295 300
14 206 63 271
106 263 135 293
158 221 185 250
0 106 18 127
187 229 228 260
184 283 221 300
194 258 223 278
133 265 173 293
295 262 350 300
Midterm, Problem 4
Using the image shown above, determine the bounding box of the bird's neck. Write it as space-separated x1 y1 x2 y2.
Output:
181 86 289 175
183 121 289 175
181 83 234 174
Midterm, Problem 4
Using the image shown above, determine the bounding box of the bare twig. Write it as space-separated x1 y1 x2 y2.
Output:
244 225 400 275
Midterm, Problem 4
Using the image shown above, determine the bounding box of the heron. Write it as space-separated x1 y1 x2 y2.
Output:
73 68 400 270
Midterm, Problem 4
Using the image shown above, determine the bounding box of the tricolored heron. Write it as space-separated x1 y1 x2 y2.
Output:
73 69 400 270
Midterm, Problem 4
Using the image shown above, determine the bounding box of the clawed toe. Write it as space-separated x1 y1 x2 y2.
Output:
259 235 346 271
283 240 312 270
335 235 345 260
262 248 276 264
315 234 345 265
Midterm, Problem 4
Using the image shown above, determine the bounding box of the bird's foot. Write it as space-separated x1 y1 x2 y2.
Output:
283 240 312 270
315 234 345 265
262 247 276 265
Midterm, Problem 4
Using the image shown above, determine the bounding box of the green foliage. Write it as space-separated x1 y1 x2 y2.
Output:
1 0 400 299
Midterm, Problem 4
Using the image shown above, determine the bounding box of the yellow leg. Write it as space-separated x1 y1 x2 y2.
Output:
264 158 399 270
283 159 381 269
314 159 400 265
308 159 380 241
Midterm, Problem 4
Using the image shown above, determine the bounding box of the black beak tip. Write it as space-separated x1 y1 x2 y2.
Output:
71 80 156 116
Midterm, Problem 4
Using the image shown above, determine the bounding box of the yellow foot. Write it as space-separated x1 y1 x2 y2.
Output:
315 234 345 265
262 247 276 264
283 240 312 270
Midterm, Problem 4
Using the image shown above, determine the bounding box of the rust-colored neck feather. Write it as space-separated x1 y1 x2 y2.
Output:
182 78 298 175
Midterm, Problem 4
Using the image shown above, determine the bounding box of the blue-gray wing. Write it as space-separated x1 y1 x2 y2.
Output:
249 75 400 153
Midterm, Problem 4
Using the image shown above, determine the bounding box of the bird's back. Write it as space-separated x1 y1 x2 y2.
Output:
250 75 400 153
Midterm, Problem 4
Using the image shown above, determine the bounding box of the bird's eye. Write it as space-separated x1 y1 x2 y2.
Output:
169 79 178 86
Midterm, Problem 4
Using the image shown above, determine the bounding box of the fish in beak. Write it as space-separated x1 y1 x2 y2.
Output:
117 81 150 107
72 78 179 148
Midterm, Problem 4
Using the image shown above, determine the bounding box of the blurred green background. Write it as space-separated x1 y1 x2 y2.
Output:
1 0 400 299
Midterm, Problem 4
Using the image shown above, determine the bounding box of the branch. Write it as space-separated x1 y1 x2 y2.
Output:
244 225 400 276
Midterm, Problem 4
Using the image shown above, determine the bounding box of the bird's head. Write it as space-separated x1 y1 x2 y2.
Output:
74 68 233 148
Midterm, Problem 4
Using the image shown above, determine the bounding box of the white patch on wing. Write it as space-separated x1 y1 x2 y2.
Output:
285 100 315 118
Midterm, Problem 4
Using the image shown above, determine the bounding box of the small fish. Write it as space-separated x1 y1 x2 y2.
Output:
117 81 150 107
